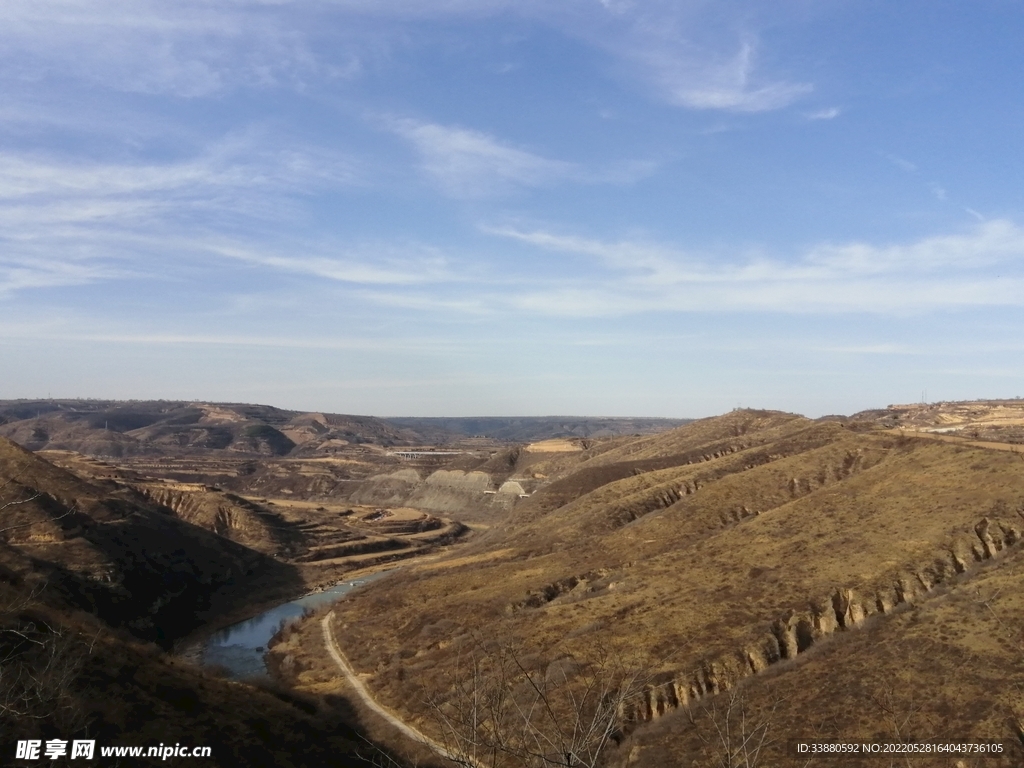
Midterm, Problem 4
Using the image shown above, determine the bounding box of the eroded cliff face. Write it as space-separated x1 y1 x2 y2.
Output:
625 513 1024 724
140 482 304 557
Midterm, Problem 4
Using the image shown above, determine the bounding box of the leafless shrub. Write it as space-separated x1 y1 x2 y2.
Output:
0 585 92 737
425 634 652 768
0 478 91 738
690 687 777 768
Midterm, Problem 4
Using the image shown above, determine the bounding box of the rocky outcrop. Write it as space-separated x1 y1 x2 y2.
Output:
512 570 613 611
140 484 301 556
425 470 494 492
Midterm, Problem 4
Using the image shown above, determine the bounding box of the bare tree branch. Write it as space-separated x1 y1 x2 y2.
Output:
423 633 653 768
0 487 78 535
693 686 778 768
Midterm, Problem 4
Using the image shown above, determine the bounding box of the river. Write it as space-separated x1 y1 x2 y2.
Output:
200 570 392 679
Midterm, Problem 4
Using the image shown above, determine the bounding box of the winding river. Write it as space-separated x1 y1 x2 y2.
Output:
200 570 391 679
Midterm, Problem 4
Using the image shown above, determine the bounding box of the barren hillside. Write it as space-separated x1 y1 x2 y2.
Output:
306 410 1024 766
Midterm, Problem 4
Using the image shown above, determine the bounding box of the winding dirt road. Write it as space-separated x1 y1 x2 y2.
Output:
321 611 482 767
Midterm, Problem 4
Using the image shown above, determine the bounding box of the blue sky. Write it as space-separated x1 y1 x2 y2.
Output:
1 0 1022 417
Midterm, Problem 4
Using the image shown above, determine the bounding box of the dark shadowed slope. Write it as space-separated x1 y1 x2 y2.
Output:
0 438 414 767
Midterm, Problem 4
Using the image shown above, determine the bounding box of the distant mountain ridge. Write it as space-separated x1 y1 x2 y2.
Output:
0 399 692 457
0 399 423 457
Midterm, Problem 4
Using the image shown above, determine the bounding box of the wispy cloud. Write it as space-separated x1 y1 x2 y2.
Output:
0 136 356 216
805 219 1024 273
356 290 492 315
386 118 575 197
0 0 811 116
204 241 455 286
639 40 812 113
881 152 917 173
807 107 841 120
482 220 1024 315
0 136 362 297
0 259 125 297
385 117 657 196
0 326 447 352
0 0 359 97
511 2 815 113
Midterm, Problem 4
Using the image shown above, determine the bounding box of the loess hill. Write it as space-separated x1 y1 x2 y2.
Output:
0 399 423 457
0 400 689 520
318 408 1024 766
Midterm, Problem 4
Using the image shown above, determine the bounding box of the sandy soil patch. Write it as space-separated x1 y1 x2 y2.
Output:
524 439 583 453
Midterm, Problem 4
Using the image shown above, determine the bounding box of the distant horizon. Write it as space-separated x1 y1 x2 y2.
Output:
3 394 1023 423
0 395 698 420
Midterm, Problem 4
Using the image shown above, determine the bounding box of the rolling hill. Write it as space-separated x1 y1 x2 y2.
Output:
311 408 1024 766
0 400 423 457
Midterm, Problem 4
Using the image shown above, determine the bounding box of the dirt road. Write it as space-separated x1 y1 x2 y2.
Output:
891 428 1024 453
321 611 482 767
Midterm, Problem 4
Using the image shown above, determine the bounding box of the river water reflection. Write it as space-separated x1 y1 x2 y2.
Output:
202 570 391 679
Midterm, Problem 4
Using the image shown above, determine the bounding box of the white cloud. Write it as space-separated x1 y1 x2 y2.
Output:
0 137 362 297
205 241 455 286
355 290 492 315
385 117 659 195
387 119 575 197
807 107 841 120
0 137 355 212
519 3 814 113
369 5 814 116
0 326 435 352
641 41 812 113
0 259 124 296
881 152 917 173
805 220 1024 274
483 220 1024 315
0 1 291 96
483 225 688 278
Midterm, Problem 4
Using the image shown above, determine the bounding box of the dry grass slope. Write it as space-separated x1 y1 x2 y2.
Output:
325 411 1024 765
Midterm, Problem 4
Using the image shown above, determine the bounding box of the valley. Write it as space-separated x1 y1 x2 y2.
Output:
2 398 1023 766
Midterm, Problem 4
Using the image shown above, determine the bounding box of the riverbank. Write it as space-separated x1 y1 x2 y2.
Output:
174 560 399 665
